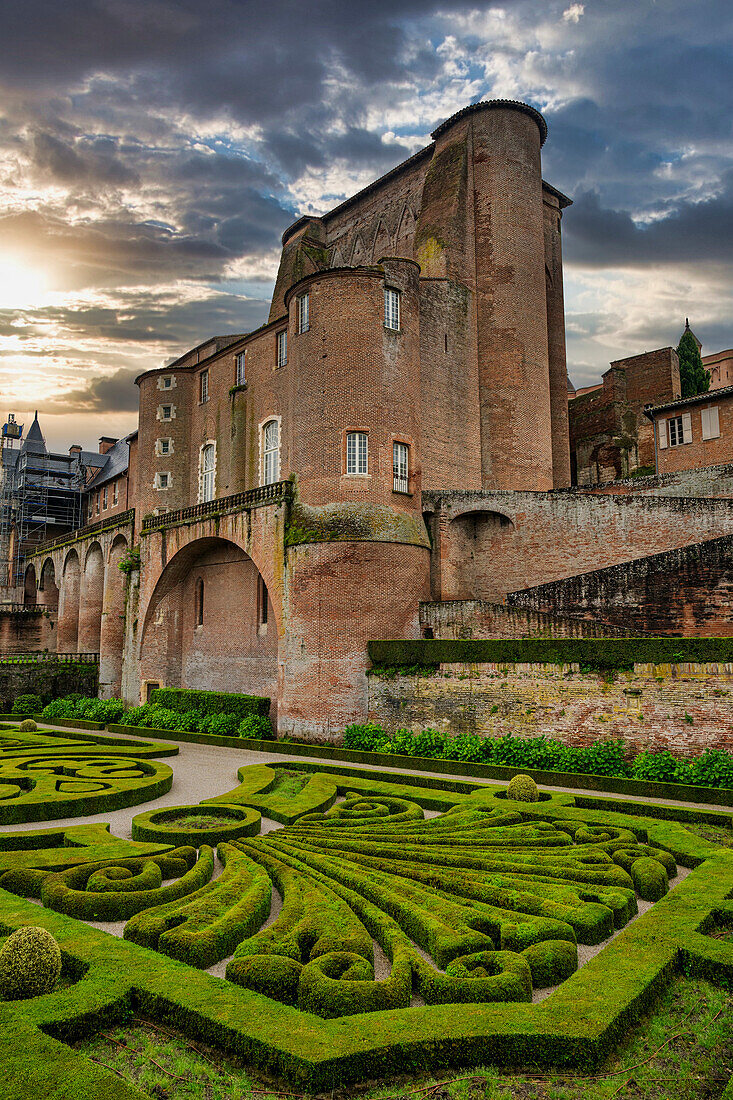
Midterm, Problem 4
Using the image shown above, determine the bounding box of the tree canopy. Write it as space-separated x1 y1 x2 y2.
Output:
677 325 710 398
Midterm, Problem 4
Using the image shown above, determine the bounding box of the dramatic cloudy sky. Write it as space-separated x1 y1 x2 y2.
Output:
1 0 732 449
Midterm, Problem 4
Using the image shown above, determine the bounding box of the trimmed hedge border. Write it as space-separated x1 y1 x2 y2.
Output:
367 636 733 671
1 773 733 1094
149 687 270 719
31 715 107 730
132 804 261 847
106 724 733 807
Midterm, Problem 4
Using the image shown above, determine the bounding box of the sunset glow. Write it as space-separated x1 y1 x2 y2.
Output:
0 257 48 309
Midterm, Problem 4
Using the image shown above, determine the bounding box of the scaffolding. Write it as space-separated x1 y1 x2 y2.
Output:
0 414 84 595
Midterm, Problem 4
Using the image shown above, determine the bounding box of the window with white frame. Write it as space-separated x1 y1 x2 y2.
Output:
155 472 171 490
103 485 108 509
158 404 174 421
701 406 720 440
113 480 119 505
199 369 209 403
667 413 692 447
384 287 400 330
276 330 288 367
158 438 171 455
160 376 173 390
235 351 246 386
262 420 280 484
199 442 216 503
297 293 309 334
346 431 368 475
393 441 409 492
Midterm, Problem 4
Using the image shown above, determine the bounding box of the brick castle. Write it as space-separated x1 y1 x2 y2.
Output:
8 99 733 735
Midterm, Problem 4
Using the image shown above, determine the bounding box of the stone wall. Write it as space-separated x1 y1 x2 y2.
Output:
0 660 98 711
368 660 733 756
508 532 733 636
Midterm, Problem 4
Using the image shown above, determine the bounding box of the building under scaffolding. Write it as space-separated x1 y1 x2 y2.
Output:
0 413 85 599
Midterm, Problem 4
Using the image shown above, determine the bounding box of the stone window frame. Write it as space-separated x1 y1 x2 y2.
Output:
154 471 172 490
260 415 282 486
157 375 177 391
235 351 246 387
157 404 176 422
156 437 174 457
199 369 209 404
392 439 410 494
198 439 217 503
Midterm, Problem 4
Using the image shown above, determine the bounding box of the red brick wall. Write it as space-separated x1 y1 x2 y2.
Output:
508 532 733 636
0 611 55 654
655 396 733 475
420 599 630 639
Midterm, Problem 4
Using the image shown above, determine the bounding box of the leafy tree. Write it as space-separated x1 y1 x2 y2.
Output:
677 322 710 397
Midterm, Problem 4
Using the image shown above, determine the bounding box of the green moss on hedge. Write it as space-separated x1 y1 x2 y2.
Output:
367 636 733 671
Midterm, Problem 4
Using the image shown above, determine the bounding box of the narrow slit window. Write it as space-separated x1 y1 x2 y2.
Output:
196 577 204 626
200 369 209 403
235 352 246 386
258 575 269 626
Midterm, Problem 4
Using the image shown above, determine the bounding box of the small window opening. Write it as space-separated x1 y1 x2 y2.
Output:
444 333 448 353
258 575 269 626
196 577 204 626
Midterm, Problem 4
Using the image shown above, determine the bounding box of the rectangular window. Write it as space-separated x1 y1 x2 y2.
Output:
262 420 280 485
113 481 119 505
346 431 368 475
384 287 400 331
103 486 108 509
160 438 170 455
701 406 720 440
161 405 172 420
199 369 209 403
393 441 409 492
158 473 169 489
235 351 246 386
276 330 288 367
199 443 216 503
162 377 172 389
298 293 309 334
258 574 269 626
668 415 684 447
96 493 100 514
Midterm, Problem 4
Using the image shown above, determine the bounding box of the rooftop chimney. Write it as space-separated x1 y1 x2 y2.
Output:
98 436 117 455
69 444 82 456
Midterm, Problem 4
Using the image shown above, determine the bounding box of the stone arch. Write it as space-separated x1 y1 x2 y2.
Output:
444 509 515 601
395 203 416 252
38 558 59 611
139 536 278 709
57 549 81 653
23 563 37 607
99 534 129 698
350 234 366 266
78 541 104 653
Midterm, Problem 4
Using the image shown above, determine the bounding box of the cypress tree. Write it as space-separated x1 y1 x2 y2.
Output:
677 320 710 397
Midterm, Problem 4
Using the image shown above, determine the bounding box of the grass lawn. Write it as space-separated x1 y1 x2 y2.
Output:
77 976 733 1100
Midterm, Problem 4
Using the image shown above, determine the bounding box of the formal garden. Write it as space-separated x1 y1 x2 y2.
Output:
0 700 732 1098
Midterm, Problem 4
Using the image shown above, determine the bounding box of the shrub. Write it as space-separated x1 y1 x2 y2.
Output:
40 695 125 724
149 688 269 720
11 695 42 715
631 750 680 784
506 774 540 802
199 713 239 737
18 720 37 732
0 926 61 1000
238 714 274 739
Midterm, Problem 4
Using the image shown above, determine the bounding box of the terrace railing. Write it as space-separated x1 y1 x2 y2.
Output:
141 481 293 533
30 510 135 558
0 652 99 664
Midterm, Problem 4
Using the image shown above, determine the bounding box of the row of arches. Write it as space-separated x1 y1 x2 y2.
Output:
25 535 129 695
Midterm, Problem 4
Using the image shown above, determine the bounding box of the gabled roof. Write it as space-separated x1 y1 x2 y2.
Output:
85 434 132 491
644 384 733 419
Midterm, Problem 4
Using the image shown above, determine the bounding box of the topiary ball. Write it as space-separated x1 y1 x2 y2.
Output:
19 720 38 732
506 774 540 802
0 926 62 1000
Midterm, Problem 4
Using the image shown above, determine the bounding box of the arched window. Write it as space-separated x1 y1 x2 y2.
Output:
195 577 204 626
262 420 280 485
199 442 216 502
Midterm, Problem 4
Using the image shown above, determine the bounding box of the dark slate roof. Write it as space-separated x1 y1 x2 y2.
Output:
85 434 132 490
644 384 733 418
19 412 46 455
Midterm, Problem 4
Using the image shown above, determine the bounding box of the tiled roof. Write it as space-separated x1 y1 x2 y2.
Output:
644 384 733 418
85 435 132 490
